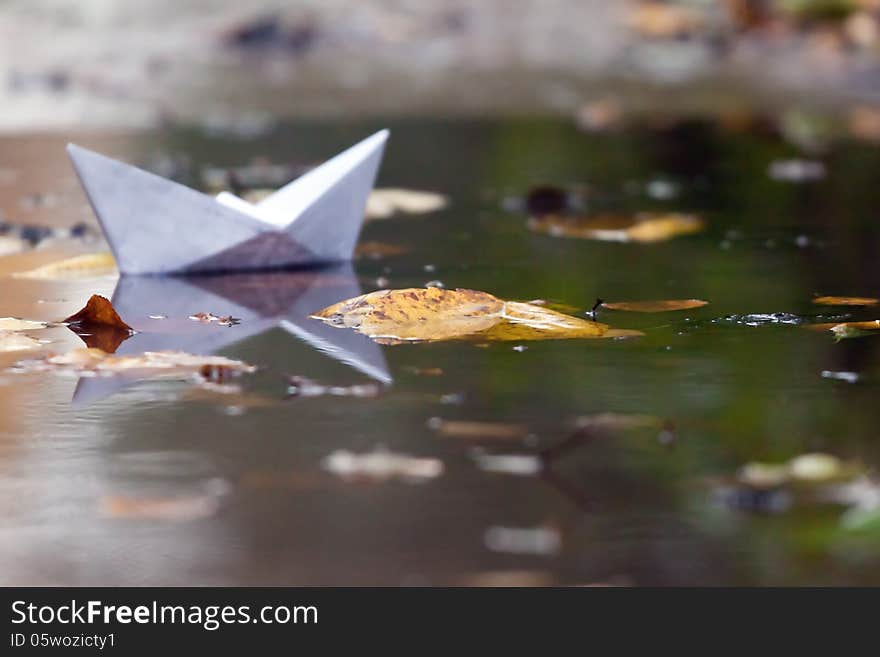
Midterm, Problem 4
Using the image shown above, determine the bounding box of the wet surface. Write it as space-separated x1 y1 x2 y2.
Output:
2 118 880 585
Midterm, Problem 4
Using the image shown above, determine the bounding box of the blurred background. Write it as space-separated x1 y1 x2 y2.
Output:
3 0 880 131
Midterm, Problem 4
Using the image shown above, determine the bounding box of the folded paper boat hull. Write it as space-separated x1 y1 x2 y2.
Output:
71 264 391 405
67 131 389 275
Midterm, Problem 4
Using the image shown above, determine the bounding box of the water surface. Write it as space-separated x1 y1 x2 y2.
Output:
2 118 880 585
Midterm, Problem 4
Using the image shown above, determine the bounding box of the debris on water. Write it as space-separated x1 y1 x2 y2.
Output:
645 178 679 200
512 345 527 352
366 188 448 219
406 367 443 376
720 450 866 517
148 314 167 320
99 479 230 522
0 318 49 332
738 462 791 489
440 392 465 405
807 320 880 339
427 417 530 440
10 349 256 380
821 370 859 383
711 312 806 327
0 332 46 353
471 449 543 476
767 159 826 182
188 312 241 327
321 446 444 483
602 299 708 313
573 412 663 432
355 241 410 260
789 453 847 483
813 296 879 306
484 525 562 556
286 375 382 399
528 212 703 243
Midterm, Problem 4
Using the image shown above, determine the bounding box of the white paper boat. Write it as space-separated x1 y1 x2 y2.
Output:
67 130 389 274
71 264 391 405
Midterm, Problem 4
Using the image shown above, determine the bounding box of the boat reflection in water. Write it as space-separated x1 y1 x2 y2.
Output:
71 263 390 405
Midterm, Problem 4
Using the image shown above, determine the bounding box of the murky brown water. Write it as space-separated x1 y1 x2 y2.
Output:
2 119 880 585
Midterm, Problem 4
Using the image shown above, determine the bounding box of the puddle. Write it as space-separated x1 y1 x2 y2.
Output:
1 118 880 585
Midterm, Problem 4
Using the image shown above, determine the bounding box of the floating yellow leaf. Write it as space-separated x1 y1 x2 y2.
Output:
528 213 703 243
813 296 879 306
366 188 448 220
0 331 45 353
310 288 640 343
13 252 117 280
480 301 611 341
602 299 708 312
0 317 49 331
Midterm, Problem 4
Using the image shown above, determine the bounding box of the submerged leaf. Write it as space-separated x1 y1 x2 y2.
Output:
13 252 117 280
64 295 133 332
812 296 879 306
310 287 637 343
528 212 703 243
602 299 708 312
